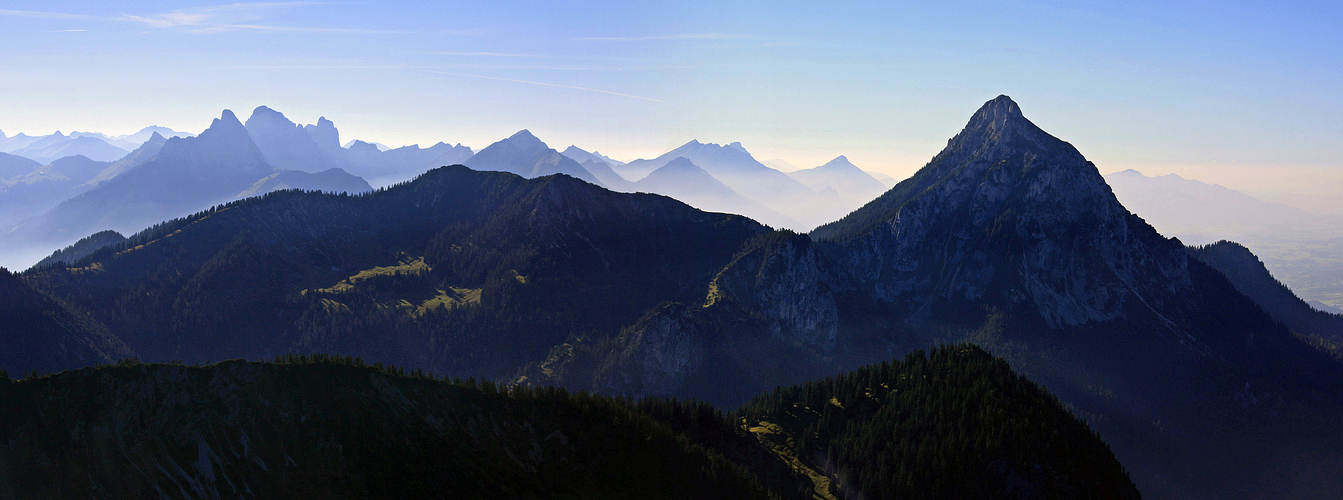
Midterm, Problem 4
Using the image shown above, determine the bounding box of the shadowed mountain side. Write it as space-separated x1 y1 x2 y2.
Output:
725 95 1343 497
0 348 1137 499
579 158 636 191
465 130 605 188
0 268 131 375
1189 241 1343 355
0 152 41 179
82 131 169 187
0 359 782 499
32 230 126 270
22 166 767 377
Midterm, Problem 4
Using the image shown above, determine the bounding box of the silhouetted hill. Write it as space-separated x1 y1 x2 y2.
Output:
0 357 778 499
1189 241 1343 355
23 166 765 376
737 344 1140 499
32 230 126 270
0 346 1136 499
0 267 131 376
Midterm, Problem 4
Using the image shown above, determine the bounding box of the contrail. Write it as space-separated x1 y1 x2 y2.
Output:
422 70 665 103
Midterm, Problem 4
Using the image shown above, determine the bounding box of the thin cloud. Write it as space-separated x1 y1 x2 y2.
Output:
422 70 666 103
0 9 91 19
577 33 750 42
52 29 87 32
3 3 428 35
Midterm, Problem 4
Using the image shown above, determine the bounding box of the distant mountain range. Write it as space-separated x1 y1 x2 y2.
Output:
1107 168 1343 312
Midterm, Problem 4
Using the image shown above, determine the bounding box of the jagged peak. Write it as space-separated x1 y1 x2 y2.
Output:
208 110 246 134
245 105 297 128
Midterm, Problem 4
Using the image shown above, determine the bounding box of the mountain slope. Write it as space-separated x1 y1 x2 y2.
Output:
465 130 605 187
737 344 1140 499
650 95 1343 498
0 358 779 499
787 155 886 202
0 152 41 179
0 346 1137 499
22 166 765 377
1189 241 1343 354
0 267 130 375
633 157 797 229
10 134 129 164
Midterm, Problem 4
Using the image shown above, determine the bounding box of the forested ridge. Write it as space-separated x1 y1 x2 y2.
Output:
0 346 1136 499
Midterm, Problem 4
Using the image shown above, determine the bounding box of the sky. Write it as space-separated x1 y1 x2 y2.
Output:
2 1 1341 205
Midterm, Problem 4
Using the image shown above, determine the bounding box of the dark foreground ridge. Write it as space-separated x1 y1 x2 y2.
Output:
0 345 1136 499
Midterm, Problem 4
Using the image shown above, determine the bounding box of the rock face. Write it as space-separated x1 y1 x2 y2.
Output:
245 106 346 173
817 95 1190 329
706 232 839 350
594 304 704 397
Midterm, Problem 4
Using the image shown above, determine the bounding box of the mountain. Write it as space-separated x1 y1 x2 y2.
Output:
0 152 41 180
21 155 111 185
345 140 474 186
111 126 193 149
0 267 131 376
736 344 1140 499
0 132 44 152
562 145 626 168
9 134 130 164
344 139 390 151
464 130 605 187
786 155 888 220
11 96 1343 498
81 131 169 186
635 157 797 229
788 156 886 200
1188 241 1343 355
0 347 1136 498
1105 169 1328 244
245 106 346 173
31 230 126 270
236 168 372 198
760 159 800 172
22 166 765 373
619 141 821 228
863 170 898 188
1106 168 1343 311
11 110 369 247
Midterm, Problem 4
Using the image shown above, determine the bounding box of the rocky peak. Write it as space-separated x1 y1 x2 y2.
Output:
505 130 547 151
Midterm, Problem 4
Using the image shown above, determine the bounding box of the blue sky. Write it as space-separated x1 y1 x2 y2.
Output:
1 1 1340 186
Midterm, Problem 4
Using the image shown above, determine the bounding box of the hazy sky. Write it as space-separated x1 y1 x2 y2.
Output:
2 1 1340 189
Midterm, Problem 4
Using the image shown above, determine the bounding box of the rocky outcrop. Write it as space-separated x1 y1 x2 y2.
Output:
593 304 704 397
706 232 840 349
